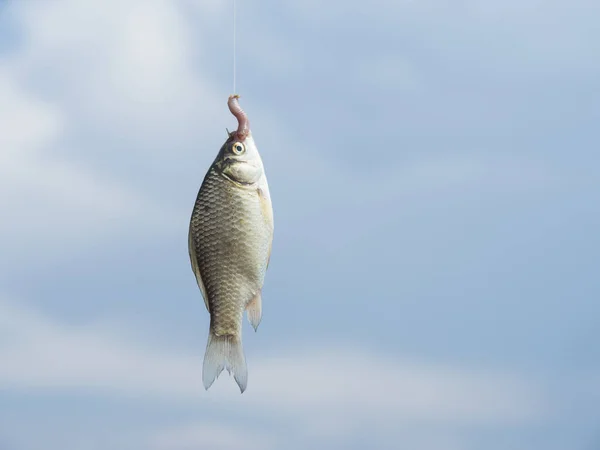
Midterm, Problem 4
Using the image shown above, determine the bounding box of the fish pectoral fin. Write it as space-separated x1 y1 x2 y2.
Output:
246 291 262 331
257 187 274 269
257 186 274 229
188 229 210 311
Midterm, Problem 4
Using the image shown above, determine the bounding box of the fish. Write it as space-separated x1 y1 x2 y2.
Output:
188 94 274 393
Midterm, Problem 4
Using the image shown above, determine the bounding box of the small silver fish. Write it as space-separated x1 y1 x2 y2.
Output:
188 95 274 393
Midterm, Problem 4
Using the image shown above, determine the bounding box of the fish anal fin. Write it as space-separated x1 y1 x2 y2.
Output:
246 291 262 331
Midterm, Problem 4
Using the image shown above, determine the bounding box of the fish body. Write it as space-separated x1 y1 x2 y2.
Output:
188 95 274 393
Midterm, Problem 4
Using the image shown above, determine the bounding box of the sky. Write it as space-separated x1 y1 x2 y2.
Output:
0 0 598 449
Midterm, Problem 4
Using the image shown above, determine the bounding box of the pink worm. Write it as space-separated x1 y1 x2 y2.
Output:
227 94 250 141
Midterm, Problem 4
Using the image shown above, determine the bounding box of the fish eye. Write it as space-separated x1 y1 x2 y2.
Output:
232 142 246 155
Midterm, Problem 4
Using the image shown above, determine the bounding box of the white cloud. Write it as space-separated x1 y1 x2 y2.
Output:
149 422 473 450
0 1 589 449
0 296 548 437
0 0 223 264
151 423 273 450
0 71 63 155
0 0 575 270
0 298 203 398
0 66 174 261
245 347 543 427
285 0 600 77
9 0 225 147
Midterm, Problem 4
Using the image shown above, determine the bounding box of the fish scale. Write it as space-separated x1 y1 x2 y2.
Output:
192 170 259 332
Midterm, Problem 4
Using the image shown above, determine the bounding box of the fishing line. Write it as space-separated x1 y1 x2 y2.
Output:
233 0 237 94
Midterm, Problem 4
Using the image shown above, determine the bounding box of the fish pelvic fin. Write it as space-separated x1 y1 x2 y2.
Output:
203 331 248 393
246 291 262 332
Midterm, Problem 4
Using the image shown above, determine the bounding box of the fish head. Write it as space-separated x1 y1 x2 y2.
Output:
215 95 264 186
217 132 264 186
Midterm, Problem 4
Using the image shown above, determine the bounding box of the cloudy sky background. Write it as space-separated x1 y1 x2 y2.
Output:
0 0 598 448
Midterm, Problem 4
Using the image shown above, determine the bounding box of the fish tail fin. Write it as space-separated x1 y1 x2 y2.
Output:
202 330 248 393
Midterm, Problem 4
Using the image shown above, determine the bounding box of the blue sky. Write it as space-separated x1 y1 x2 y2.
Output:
0 0 598 448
